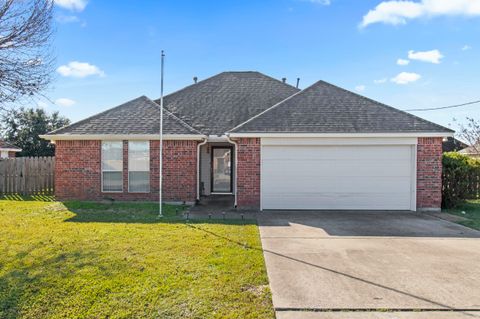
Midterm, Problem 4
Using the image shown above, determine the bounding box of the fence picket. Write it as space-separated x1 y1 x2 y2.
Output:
0 157 55 196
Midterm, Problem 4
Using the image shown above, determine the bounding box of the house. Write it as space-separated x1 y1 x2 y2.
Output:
459 144 480 158
442 137 467 153
0 140 21 158
40 71 453 211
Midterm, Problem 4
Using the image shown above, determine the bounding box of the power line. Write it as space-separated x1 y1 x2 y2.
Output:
403 99 480 112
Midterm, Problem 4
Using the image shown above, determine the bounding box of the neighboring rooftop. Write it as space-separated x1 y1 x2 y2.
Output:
159 71 300 135
46 96 201 136
0 140 21 150
230 80 454 134
459 144 480 156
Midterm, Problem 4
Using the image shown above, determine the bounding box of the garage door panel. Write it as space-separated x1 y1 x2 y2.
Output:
262 177 412 193
263 193 412 210
263 145 412 161
262 161 411 178
261 143 414 210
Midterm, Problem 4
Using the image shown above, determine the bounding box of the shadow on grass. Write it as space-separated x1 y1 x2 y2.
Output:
62 201 256 225
0 248 108 319
1 194 55 202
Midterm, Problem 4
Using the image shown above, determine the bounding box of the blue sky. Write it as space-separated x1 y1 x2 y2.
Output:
48 0 480 130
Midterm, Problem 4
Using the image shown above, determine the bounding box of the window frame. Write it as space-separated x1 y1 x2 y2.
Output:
101 141 124 193
127 140 150 193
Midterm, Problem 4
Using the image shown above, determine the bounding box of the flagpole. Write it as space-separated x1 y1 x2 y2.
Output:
159 50 165 217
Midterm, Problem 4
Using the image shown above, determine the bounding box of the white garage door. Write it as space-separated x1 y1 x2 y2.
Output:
261 143 415 210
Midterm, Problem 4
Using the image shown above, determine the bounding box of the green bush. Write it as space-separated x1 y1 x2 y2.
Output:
442 152 480 208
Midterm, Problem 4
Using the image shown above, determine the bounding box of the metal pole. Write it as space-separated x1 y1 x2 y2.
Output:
159 50 165 217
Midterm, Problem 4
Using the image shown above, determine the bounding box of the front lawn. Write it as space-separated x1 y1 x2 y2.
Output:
0 199 273 319
444 199 480 230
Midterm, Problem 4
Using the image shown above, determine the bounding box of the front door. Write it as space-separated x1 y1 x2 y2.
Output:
211 147 233 193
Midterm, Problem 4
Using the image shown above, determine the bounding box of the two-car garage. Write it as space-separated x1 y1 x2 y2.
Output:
260 137 417 211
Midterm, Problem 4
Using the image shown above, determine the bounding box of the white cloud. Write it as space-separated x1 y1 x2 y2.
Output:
355 85 366 92
361 0 480 27
54 0 88 11
391 72 421 84
397 58 410 65
55 98 76 107
462 44 472 51
374 78 388 84
57 61 105 78
408 49 443 63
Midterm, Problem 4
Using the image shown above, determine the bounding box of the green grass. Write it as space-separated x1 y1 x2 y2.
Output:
0 199 273 319
444 199 480 230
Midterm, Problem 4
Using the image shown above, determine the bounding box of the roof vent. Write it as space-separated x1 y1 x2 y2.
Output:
193 76 198 84
296 78 300 88
282 77 286 83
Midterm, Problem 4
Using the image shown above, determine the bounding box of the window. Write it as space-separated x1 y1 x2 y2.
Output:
102 141 123 192
128 141 150 192
0 151 8 159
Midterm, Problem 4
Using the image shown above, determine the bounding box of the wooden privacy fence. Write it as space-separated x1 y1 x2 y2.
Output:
0 157 55 195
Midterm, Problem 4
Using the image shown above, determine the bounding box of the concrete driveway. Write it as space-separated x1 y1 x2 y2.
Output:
257 211 480 318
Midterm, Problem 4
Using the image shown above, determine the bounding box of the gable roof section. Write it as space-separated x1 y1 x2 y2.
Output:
158 71 300 135
0 140 21 151
46 96 202 136
230 80 453 134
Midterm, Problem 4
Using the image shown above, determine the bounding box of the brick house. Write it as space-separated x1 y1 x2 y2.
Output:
0 140 21 158
41 71 453 211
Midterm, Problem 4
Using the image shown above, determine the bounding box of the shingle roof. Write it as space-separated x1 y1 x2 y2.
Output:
0 140 21 150
159 71 300 135
230 80 454 134
47 96 201 136
459 144 480 155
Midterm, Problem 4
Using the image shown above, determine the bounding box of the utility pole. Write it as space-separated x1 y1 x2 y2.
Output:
158 50 165 217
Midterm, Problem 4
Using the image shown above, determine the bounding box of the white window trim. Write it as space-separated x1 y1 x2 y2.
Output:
101 141 123 193
128 141 150 193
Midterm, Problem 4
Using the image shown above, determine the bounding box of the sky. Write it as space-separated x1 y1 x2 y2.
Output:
47 0 480 130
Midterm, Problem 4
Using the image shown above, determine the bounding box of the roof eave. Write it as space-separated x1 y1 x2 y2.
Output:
40 134 207 142
227 132 455 138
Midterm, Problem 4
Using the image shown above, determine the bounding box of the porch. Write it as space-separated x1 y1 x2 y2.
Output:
198 141 236 206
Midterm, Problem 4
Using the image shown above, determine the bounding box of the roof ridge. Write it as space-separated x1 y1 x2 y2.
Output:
154 72 227 105
228 84 308 133
315 80 454 133
251 71 300 90
47 96 149 135
143 97 204 135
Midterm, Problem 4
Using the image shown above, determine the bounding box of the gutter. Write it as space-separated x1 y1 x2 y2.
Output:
39 134 206 141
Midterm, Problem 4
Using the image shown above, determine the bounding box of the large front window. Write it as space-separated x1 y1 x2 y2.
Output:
102 141 123 192
128 141 150 192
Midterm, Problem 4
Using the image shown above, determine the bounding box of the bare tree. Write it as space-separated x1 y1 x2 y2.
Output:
0 0 54 110
457 117 480 153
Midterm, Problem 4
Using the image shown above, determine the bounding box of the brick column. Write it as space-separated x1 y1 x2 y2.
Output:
417 137 443 211
236 138 261 208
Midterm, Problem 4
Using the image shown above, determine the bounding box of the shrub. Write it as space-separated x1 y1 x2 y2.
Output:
442 152 480 208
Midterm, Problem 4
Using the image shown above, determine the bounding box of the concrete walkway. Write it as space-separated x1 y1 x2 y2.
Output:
257 211 480 318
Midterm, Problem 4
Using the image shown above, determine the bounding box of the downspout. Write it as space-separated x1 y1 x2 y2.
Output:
196 137 208 202
226 135 238 208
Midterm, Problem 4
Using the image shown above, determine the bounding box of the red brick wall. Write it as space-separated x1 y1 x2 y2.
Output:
55 140 198 203
417 137 443 211
236 138 261 208
8 151 16 158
